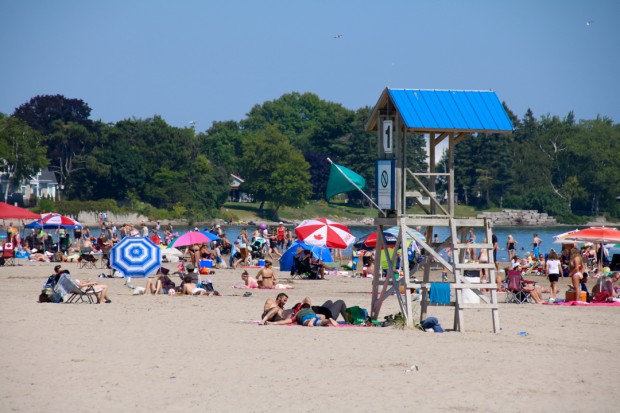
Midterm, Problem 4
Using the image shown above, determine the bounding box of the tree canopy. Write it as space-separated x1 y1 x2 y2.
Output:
1 92 619 223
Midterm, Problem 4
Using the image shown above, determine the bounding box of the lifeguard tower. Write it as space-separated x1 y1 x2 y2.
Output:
365 88 513 332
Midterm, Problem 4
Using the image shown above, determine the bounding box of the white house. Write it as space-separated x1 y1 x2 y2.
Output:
0 167 58 206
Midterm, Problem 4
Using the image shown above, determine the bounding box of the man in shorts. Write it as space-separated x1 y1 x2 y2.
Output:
259 292 291 325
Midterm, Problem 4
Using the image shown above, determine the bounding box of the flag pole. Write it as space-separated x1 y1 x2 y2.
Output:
327 158 386 217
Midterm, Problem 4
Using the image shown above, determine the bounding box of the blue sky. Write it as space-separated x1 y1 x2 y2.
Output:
2 0 618 132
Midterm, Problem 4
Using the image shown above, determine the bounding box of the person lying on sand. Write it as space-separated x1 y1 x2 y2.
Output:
294 299 338 327
292 297 347 322
239 270 258 288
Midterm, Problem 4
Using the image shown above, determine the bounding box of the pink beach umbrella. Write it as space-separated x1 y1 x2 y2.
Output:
167 231 213 248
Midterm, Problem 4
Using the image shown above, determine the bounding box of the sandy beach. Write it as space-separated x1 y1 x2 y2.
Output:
0 260 618 413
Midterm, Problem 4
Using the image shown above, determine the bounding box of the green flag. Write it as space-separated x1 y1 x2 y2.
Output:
326 163 366 200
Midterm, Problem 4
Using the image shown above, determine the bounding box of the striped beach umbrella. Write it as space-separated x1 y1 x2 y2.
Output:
110 236 161 277
294 218 355 249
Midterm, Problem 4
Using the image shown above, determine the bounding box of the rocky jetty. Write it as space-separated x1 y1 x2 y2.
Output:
477 209 557 226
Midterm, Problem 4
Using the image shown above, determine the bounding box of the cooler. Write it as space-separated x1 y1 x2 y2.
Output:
565 291 587 302
258 259 265 267
200 259 213 269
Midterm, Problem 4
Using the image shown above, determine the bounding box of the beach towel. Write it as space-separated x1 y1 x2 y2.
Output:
552 301 620 307
429 282 450 304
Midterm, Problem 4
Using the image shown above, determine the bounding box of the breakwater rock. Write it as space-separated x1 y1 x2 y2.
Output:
477 209 557 227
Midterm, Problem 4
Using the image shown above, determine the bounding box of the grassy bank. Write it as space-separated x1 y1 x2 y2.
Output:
221 201 496 224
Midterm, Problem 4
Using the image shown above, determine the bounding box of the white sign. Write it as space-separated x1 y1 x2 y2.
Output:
382 120 393 153
376 160 394 210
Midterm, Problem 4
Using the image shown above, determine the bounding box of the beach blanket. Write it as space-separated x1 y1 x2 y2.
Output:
240 320 366 327
232 284 294 290
551 301 620 307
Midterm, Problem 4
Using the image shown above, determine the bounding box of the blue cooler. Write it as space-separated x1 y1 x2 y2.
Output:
200 259 213 269
258 259 265 267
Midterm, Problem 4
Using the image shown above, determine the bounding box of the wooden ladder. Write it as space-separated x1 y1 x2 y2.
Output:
450 218 500 333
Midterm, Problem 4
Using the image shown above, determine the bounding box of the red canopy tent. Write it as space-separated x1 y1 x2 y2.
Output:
0 202 40 220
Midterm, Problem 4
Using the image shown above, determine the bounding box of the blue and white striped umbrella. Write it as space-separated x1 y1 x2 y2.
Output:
110 237 161 277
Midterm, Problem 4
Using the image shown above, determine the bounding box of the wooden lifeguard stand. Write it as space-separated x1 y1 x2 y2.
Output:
365 88 513 332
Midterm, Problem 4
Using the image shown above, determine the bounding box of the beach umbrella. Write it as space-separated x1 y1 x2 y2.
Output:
167 231 213 248
354 231 398 249
556 227 620 244
25 213 82 229
279 240 333 271
0 202 40 219
110 236 161 277
353 226 424 249
199 231 220 242
294 218 355 249
160 247 183 256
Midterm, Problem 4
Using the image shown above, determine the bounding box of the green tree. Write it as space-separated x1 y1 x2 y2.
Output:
240 126 312 214
0 116 49 202
13 94 92 135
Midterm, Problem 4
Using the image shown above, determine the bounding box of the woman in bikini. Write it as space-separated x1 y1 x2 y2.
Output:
569 247 585 297
256 261 276 288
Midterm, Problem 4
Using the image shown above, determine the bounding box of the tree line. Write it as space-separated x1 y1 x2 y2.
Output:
1 93 619 223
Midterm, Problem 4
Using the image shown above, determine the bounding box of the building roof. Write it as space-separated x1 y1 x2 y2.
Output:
366 88 513 133
38 168 58 184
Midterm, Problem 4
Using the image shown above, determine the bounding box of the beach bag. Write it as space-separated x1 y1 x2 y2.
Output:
345 306 368 324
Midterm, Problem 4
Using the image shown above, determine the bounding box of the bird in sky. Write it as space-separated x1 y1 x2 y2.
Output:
334 34 343 39
586 20 594 26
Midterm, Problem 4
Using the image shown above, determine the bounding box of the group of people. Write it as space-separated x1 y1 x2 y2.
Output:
259 293 346 327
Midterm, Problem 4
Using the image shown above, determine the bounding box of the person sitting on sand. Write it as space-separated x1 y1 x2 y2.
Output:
181 275 212 296
145 274 176 295
592 272 620 302
294 299 338 327
256 261 277 288
260 293 292 325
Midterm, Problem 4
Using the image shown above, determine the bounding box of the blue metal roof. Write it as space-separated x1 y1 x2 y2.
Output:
367 88 513 133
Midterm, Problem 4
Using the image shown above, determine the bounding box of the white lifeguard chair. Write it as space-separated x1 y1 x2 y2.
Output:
365 88 513 332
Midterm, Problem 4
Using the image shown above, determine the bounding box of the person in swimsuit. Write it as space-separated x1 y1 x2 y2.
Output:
506 235 517 261
260 293 292 325
256 261 277 288
294 299 338 327
532 233 542 258
569 247 584 297
240 270 259 289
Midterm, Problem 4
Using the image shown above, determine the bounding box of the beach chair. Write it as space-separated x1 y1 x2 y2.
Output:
505 270 531 304
2 243 16 266
79 249 97 269
54 274 99 304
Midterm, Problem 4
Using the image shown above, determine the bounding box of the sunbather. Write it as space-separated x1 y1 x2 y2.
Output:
71 275 111 303
294 300 338 327
240 270 259 288
260 293 292 325
256 261 277 288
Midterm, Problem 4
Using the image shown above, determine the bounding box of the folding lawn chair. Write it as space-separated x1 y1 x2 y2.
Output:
504 270 531 304
54 274 99 304
2 243 16 266
79 249 97 269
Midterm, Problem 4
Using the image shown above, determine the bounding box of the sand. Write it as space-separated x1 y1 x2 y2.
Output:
0 260 618 413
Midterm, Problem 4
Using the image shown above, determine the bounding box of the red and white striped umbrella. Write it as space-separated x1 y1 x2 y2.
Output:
39 213 82 227
294 218 355 249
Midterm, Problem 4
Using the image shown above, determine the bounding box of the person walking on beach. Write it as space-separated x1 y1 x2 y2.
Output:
545 250 562 301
